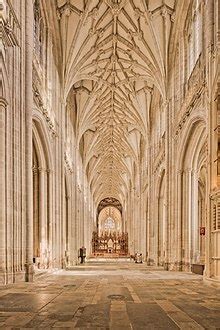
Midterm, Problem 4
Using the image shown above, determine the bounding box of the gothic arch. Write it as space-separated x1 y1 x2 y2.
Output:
177 117 207 271
32 116 53 269
0 57 10 100
176 115 205 168
33 112 54 169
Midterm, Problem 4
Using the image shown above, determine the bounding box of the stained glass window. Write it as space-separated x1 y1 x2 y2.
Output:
104 217 115 230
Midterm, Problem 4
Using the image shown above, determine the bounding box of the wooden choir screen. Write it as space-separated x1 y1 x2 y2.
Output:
92 231 128 256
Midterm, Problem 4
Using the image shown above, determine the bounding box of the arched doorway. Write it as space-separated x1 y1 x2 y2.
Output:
178 120 207 272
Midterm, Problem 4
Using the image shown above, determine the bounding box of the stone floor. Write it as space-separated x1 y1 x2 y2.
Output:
0 261 219 329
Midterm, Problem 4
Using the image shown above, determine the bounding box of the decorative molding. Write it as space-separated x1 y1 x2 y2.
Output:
0 0 20 47
33 76 57 138
56 1 82 19
64 151 73 173
0 96 8 108
173 55 206 138
98 197 122 214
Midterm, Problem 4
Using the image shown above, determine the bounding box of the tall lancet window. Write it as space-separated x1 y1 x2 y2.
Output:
104 217 115 231
34 0 44 65
187 0 202 78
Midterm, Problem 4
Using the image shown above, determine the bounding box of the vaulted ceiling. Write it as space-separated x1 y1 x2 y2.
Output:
54 0 176 205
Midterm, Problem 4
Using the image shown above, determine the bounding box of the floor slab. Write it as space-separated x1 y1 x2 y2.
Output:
0 262 219 329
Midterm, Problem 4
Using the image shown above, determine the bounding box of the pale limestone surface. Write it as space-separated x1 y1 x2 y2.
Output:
0 0 220 286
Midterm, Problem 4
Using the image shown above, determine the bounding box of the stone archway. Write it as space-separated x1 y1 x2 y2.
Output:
177 120 207 272
32 120 52 269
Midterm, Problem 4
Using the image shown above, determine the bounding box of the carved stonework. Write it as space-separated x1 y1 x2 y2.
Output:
55 0 177 200
98 197 122 214
33 79 57 138
64 152 73 173
0 0 20 47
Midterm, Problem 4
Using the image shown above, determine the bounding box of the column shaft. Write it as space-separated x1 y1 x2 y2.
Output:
0 98 7 284
25 0 34 281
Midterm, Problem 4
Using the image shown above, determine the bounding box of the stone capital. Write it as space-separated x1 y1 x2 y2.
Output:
32 166 38 175
38 167 47 173
184 167 192 174
0 97 8 108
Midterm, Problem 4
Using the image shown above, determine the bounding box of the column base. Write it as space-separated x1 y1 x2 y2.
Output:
164 262 169 271
71 259 78 266
181 262 191 272
0 270 7 285
25 263 34 282
0 270 26 284
146 258 155 266
167 261 183 271
14 270 26 283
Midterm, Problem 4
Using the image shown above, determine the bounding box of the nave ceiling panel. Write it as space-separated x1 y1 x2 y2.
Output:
54 0 176 202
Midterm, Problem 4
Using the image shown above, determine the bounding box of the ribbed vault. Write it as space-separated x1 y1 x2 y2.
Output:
55 0 175 204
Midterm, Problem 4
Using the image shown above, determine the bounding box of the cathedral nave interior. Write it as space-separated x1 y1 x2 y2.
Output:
0 0 220 327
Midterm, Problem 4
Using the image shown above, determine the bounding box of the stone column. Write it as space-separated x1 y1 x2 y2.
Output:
183 168 192 271
81 178 85 246
141 189 147 261
0 97 7 284
146 188 150 265
32 166 39 260
130 186 135 255
52 165 57 268
156 195 160 266
65 194 70 266
191 169 199 263
76 184 81 263
137 173 142 253
38 167 47 268
70 169 76 265
24 0 34 281
176 170 183 270
47 169 53 268
164 101 170 271
126 191 132 253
